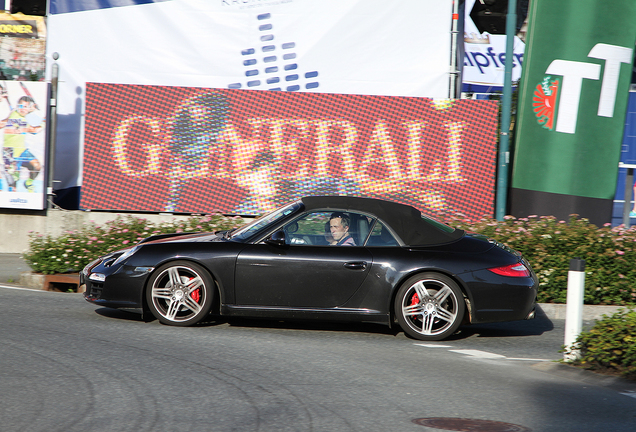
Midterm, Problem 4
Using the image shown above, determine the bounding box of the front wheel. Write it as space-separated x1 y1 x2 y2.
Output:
146 260 214 326
394 273 465 341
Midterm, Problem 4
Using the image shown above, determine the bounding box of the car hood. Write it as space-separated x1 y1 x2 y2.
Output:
140 231 226 245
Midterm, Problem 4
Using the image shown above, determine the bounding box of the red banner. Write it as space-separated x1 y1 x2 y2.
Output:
82 84 498 219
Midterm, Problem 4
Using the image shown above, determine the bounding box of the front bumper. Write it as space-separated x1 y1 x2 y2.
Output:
82 260 153 309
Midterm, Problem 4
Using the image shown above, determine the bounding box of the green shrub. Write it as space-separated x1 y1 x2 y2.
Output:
567 308 636 380
23 214 243 275
22 211 636 307
450 214 636 306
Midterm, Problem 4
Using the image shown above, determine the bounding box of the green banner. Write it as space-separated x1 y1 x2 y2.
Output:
512 0 636 202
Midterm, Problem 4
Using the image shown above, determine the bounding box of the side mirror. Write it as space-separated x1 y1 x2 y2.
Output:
266 230 286 246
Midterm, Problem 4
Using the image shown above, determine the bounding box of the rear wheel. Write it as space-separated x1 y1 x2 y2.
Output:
395 273 465 341
146 260 214 326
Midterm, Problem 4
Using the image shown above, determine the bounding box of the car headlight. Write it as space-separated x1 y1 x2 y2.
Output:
111 245 140 266
89 273 106 282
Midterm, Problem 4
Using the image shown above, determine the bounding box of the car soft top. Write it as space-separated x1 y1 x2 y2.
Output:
301 196 464 246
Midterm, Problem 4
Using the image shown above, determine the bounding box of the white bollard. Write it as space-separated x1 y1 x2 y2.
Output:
564 258 585 362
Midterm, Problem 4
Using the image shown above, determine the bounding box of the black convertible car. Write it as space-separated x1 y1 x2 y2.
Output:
82 196 537 341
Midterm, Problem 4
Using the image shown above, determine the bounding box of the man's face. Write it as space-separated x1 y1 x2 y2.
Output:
329 217 349 241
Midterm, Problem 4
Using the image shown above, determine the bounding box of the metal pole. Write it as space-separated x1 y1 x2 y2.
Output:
47 54 59 209
495 0 517 220
564 258 586 362
449 0 460 98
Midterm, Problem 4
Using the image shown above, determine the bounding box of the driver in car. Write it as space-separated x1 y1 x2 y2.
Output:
329 213 356 246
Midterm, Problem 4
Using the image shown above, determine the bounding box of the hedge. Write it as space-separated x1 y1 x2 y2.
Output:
566 308 636 380
23 214 243 275
22 212 636 307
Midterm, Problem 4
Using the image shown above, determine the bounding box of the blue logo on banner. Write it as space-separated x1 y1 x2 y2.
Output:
228 13 319 92
50 0 169 15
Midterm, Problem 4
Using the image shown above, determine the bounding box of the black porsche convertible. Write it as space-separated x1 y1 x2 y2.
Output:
82 196 538 341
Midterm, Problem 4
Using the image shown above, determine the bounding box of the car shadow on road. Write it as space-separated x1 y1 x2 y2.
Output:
224 316 402 337
91 307 557 341
94 307 146 322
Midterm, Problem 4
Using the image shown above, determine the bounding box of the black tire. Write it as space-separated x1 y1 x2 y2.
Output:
145 260 214 326
394 272 465 341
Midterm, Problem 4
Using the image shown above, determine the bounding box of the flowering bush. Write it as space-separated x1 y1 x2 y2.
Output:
23 214 243 275
567 308 636 380
23 212 636 306
449 214 636 306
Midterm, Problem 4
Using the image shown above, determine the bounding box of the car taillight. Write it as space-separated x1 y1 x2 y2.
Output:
488 262 531 277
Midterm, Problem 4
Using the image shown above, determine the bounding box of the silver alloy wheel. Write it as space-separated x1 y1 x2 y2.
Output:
147 261 213 325
395 273 465 341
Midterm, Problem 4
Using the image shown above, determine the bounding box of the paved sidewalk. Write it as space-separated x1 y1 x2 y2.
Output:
0 253 30 284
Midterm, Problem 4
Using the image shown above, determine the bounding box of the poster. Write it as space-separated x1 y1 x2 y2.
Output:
82 84 499 219
0 80 48 210
0 12 46 81
462 0 525 92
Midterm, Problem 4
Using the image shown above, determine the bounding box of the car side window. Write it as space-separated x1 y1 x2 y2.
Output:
365 221 399 246
282 211 375 246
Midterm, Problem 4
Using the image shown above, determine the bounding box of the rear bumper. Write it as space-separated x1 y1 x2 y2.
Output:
461 268 538 324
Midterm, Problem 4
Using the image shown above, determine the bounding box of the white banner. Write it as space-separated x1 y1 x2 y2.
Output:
46 0 454 194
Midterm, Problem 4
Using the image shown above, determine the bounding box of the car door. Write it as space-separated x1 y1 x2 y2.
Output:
234 211 373 308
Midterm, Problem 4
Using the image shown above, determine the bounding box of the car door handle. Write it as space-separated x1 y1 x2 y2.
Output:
344 261 367 270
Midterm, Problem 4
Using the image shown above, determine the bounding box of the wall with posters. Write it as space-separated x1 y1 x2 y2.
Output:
0 80 48 210
46 0 456 209
82 84 499 219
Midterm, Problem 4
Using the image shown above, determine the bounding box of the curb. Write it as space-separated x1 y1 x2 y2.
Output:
532 362 636 393
536 303 626 321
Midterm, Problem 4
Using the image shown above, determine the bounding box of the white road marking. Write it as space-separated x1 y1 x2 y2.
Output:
415 344 552 362
620 391 636 399
450 349 507 359
506 357 553 362
414 343 453 348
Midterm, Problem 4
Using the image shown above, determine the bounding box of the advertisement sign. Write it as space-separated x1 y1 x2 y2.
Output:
510 0 636 225
0 12 46 81
82 84 499 219
463 0 525 92
0 80 48 210
46 0 455 205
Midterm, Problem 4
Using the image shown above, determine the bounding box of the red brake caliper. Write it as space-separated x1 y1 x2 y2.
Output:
188 277 201 303
410 293 420 321
411 293 420 306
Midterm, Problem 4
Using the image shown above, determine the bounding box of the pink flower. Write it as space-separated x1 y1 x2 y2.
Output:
615 250 625 255
122 240 130 244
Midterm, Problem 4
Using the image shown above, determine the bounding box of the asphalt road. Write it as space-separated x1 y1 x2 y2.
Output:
2 285 635 432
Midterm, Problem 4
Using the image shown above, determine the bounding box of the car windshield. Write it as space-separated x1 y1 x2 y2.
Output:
230 201 302 242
